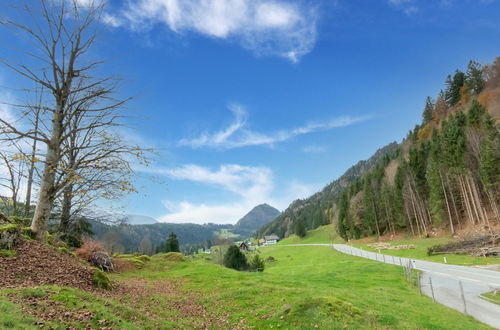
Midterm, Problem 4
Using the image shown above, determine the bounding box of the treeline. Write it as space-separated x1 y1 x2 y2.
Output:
90 221 227 255
338 59 500 240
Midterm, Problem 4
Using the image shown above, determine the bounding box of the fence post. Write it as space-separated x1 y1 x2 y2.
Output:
375 253 378 261
392 255 395 264
459 281 468 315
399 257 402 266
382 254 386 263
418 273 422 295
429 277 436 302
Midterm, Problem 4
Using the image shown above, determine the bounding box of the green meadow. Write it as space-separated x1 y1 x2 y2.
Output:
2 237 492 329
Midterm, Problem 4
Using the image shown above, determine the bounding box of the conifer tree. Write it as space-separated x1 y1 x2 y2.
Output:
294 219 307 238
445 70 466 106
466 61 485 95
422 96 434 124
165 232 180 253
223 245 248 271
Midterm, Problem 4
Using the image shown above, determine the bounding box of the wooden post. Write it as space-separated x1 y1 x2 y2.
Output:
459 281 467 315
399 257 402 266
382 254 385 263
429 277 436 302
418 273 422 295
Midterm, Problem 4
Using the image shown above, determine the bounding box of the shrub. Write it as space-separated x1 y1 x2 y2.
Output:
223 245 248 271
92 269 113 290
249 254 265 272
75 241 106 262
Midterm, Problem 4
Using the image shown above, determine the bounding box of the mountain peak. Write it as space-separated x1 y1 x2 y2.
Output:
235 204 280 230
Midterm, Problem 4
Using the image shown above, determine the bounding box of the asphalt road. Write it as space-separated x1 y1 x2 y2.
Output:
283 243 500 329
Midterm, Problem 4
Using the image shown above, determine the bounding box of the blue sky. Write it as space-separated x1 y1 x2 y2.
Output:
1 0 500 224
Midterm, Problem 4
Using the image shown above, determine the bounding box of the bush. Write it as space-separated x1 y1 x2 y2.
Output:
223 245 248 271
92 269 113 290
75 241 106 262
249 254 265 272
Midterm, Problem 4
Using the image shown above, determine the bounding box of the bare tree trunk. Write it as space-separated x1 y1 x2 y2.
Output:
403 201 415 236
59 184 73 234
24 109 40 217
487 191 500 222
446 174 461 229
439 171 454 234
459 175 474 225
31 111 62 242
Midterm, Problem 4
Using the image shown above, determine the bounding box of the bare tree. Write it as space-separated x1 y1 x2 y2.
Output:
0 144 26 216
0 0 131 241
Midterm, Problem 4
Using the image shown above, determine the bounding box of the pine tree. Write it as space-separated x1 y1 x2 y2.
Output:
294 219 307 238
422 96 434 124
223 245 248 271
445 70 466 106
249 254 265 272
466 60 485 95
165 232 180 253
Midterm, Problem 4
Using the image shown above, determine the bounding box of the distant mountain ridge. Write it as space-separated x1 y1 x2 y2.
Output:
124 214 157 225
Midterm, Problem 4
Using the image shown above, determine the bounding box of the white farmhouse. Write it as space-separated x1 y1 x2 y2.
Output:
263 235 280 245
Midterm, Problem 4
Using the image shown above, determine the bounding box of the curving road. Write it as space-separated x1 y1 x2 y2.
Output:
282 243 500 329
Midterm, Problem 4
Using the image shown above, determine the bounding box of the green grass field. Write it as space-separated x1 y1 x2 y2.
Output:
1 226 495 329
277 224 500 267
2 244 491 329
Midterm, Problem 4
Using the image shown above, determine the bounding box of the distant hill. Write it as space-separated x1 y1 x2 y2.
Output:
233 204 280 236
124 214 157 225
90 221 232 254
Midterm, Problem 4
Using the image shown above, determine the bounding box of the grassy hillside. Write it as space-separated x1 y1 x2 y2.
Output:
1 239 491 329
277 224 338 245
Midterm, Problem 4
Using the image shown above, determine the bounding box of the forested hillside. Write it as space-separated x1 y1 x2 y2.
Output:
258 58 500 241
256 142 400 238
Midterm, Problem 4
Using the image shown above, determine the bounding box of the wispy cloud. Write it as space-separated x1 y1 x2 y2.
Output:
178 104 371 149
388 0 419 15
103 0 318 62
302 145 327 153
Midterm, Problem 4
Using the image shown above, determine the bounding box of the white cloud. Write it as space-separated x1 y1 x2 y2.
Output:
104 0 318 62
148 163 273 223
138 162 318 224
178 104 371 149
